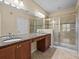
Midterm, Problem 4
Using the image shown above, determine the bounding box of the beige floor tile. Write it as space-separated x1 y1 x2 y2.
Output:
32 48 78 59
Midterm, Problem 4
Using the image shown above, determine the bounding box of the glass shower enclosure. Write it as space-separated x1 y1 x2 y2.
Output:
52 15 77 51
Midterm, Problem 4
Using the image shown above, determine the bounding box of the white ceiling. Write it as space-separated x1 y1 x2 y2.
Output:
33 0 77 14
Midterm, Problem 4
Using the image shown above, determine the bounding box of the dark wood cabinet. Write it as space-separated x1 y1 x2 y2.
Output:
16 41 31 59
0 45 16 59
37 34 51 52
0 34 51 59
0 41 31 59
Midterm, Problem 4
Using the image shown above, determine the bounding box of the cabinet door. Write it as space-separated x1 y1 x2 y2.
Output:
16 41 31 59
0 45 16 59
37 35 51 52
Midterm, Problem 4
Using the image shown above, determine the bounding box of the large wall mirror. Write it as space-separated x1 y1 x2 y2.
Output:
0 2 50 37
0 3 30 37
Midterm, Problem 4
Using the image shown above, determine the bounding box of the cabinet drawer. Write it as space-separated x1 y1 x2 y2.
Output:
32 36 45 42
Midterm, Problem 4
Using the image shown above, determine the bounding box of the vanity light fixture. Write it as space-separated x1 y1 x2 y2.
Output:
35 11 45 18
4 0 11 5
0 0 25 10
0 0 3 2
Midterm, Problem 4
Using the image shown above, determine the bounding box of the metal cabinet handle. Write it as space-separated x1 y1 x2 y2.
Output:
17 45 22 48
17 46 19 48
19 45 22 47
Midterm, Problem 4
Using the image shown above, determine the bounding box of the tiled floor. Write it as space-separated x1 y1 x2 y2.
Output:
32 48 78 59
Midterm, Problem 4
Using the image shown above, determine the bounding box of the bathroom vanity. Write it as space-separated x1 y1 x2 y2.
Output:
0 33 51 59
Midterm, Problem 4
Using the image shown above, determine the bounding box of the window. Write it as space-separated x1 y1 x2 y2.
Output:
62 24 70 32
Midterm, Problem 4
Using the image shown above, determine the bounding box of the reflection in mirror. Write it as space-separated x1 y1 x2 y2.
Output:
4 0 11 5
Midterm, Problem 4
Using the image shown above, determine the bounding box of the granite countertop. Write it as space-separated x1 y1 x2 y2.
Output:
0 33 50 48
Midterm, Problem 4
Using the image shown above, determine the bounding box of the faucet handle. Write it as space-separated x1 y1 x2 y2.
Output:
9 33 12 35
8 33 14 38
8 33 14 36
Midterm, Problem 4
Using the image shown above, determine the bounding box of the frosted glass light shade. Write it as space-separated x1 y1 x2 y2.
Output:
0 0 3 2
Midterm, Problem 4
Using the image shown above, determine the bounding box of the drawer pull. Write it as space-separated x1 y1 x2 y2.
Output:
17 46 19 48
19 45 22 47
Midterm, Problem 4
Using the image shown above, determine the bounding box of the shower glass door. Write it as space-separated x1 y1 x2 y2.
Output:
60 23 76 50
53 15 77 50
60 16 76 50
53 17 60 46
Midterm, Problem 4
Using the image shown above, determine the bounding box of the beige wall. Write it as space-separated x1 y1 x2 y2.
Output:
0 5 2 36
50 8 75 17
60 14 76 24
0 11 1 36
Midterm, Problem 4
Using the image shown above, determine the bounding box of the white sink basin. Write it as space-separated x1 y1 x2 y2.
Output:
4 39 21 42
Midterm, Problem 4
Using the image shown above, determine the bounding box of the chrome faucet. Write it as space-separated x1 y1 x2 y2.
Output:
8 33 14 39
